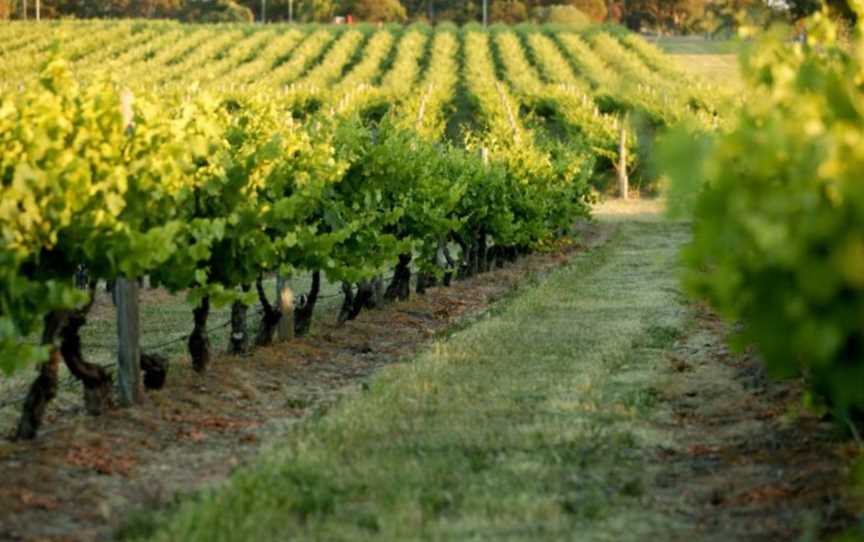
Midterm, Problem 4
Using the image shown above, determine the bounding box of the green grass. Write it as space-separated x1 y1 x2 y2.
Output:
656 37 738 55
675 54 741 87
132 202 695 541
656 36 742 88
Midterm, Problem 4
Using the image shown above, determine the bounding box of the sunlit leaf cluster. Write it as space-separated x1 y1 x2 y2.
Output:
662 11 864 415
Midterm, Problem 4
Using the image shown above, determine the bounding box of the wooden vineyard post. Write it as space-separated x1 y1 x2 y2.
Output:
115 91 143 407
416 83 433 130
618 116 629 200
480 147 490 272
275 276 294 343
116 278 143 406
495 82 520 144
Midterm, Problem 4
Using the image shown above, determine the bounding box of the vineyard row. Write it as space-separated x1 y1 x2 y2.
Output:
0 22 723 438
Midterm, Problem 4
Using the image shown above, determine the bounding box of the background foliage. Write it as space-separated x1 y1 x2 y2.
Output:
4 0 855 32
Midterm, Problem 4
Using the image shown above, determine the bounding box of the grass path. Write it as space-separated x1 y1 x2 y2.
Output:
657 36 741 88
134 202 855 541
135 201 704 541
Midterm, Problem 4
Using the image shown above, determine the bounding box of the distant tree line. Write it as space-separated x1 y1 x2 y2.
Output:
0 0 607 23
2 0 255 22
1 0 857 33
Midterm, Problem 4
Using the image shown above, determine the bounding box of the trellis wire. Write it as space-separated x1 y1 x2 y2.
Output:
0 272 397 409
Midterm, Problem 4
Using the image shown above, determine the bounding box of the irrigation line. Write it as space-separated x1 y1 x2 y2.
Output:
0 272 399 409
0 394 28 410
0 308 262 410
0 362 114 410
140 306 262 352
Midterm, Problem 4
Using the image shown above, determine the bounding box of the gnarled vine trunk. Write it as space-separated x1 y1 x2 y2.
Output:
294 271 320 337
141 353 169 390
188 296 210 373
477 231 489 273
229 285 251 355
15 312 68 440
441 242 455 286
456 235 476 280
490 245 506 269
468 239 480 276
506 246 519 263
340 278 380 323
73 265 89 289
416 272 437 295
372 275 385 306
59 285 112 415
255 276 281 347
353 279 378 315
385 254 412 302
338 282 355 324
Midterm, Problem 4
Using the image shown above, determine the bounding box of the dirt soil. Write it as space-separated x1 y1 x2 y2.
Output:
0 218 859 541
654 304 862 541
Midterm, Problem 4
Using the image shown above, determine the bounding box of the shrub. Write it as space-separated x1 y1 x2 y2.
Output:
184 0 254 23
344 0 407 22
0 0 12 19
491 0 528 23
566 0 607 22
533 5 592 27
661 11 864 418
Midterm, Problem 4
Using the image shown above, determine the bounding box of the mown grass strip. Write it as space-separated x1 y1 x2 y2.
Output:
137 210 692 541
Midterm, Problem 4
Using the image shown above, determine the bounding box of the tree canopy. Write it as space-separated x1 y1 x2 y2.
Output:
3 0 857 33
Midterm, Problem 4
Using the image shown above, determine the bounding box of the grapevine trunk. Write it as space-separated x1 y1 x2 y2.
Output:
477 231 489 273
59 298 112 416
441 243 455 286
372 275 385 306
417 272 437 294
15 312 67 440
188 296 211 373
354 279 377 313
141 353 169 390
385 254 412 301
255 276 281 347
229 298 250 355
338 282 355 324
294 271 321 337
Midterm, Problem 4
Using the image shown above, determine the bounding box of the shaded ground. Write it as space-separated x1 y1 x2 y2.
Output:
655 304 860 541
